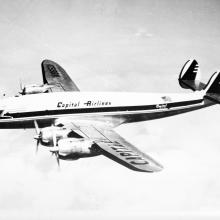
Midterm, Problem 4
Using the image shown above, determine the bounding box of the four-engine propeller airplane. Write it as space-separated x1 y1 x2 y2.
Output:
0 59 219 172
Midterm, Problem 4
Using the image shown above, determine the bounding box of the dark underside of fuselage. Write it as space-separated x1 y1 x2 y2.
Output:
0 99 213 129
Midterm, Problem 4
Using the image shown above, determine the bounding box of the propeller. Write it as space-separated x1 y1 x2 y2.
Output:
34 120 41 153
33 121 60 168
19 79 25 95
51 124 60 168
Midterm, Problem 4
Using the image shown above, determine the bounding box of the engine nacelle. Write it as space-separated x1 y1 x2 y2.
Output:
20 84 53 95
40 126 71 145
57 138 97 157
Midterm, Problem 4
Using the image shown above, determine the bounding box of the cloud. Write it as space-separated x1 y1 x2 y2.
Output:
135 28 154 38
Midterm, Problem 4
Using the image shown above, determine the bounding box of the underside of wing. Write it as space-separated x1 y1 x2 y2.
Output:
41 60 80 92
71 121 163 172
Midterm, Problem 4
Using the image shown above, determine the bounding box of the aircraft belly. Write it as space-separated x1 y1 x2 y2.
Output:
0 118 53 129
123 103 213 123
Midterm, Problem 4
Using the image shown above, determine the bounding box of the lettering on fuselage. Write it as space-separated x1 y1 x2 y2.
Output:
84 101 111 107
57 100 112 109
156 103 167 109
57 101 80 108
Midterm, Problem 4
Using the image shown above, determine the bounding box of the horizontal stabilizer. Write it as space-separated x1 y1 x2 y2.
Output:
205 93 220 104
179 59 206 91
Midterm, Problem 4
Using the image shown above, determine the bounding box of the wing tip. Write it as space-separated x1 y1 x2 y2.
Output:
133 165 163 173
151 164 164 172
140 163 163 173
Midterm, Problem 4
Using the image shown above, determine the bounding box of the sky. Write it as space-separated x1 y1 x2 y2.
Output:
0 0 220 219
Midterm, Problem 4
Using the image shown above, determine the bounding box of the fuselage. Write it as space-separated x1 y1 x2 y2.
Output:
0 91 214 129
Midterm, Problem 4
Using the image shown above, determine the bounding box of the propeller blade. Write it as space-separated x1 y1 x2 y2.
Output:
51 125 60 168
19 79 25 95
55 152 60 168
52 125 57 147
51 151 60 168
34 120 40 135
36 138 40 154
34 120 41 154
19 79 23 90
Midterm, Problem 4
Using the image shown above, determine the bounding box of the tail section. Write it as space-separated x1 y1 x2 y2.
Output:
179 59 206 91
205 71 220 94
204 71 220 103
179 59 220 103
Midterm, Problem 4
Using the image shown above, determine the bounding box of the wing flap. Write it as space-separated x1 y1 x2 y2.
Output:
41 60 80 92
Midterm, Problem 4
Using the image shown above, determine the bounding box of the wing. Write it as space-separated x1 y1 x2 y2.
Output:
41 59 80 92
71 121 163 172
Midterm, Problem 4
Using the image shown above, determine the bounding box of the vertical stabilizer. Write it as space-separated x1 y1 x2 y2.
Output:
204 71 220 103
179 59 205 91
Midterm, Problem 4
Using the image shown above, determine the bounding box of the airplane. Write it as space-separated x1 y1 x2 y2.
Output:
0 59 219 172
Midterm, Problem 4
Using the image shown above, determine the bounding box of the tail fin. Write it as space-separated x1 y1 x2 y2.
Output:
204 71 220 103
179 59 220 103
179 59 205 91
205 71 220 94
